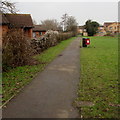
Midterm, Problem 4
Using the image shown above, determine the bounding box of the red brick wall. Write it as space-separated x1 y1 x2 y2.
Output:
24 28 33 38
0 26 32 49
35 31 40 38
42 31 46 35
0 25 9 49
0 25 9 35
33 31 46 38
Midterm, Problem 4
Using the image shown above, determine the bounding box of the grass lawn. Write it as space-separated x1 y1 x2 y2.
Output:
2 37 76 105
75 36 118 118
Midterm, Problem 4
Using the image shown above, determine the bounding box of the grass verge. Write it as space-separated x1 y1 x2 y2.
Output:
2 37 76 105
75 36 118 118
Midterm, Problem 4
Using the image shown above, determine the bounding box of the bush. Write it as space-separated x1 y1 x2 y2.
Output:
31 30 59 53
31 31 73 54
2 29 33 71
57 32 73 41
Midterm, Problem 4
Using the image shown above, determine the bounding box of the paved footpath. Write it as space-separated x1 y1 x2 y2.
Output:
3 37 81 118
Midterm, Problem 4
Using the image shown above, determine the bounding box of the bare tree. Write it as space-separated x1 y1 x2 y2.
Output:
41 19 59 31
61 13 68 31
66 16 78 36
66 16 78 31
0 0 18 13
33 19 37 25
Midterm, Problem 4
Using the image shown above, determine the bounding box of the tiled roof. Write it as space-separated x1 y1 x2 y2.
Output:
33 25 47 31
104 22 115 27
2 14 33 28
0 14 9 24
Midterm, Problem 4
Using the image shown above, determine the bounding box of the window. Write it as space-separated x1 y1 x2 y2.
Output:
109 27 112 30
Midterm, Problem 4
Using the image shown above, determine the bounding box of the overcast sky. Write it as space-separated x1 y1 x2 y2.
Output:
15 1 118 25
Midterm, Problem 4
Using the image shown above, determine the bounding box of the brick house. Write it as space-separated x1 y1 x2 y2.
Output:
32 25 47 38
104 22 113 31
77 26 88 36
77 26 84 34
0 13 34 38
95 25 106 36
104 22 120 34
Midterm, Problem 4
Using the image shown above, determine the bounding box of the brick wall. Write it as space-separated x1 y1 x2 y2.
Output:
0 25 9 49
24 28 33 38
107 23 120 34
33 31 46 38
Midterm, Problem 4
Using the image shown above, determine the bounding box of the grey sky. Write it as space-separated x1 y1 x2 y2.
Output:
16 2 118 25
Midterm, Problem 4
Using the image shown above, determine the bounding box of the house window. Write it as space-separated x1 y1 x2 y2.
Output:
109 27 113 30
109 27 112 30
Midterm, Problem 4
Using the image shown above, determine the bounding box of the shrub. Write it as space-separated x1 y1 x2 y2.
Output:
31 30 59 53
55 32 73 42
2 29 33 71
31 31 73 54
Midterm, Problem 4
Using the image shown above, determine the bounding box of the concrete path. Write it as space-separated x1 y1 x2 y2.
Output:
3 37 80 118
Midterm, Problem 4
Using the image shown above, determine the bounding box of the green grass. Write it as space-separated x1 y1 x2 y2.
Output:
76 36 118 118
2 37 76 105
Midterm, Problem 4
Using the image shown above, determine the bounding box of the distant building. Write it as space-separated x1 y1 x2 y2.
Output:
95 22 120 36
104 22 113 31
83 31 88 36
104 22 120 34
77 26 84 34
95 25 106 36
77 26 88 36
33 25 46 38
